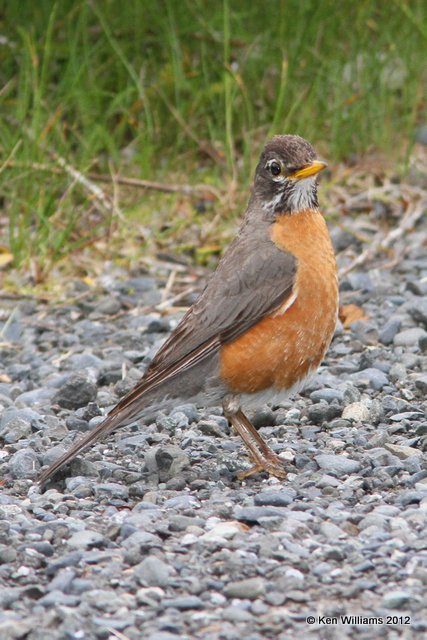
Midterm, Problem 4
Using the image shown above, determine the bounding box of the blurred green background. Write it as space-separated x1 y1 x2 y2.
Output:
0 0 426 280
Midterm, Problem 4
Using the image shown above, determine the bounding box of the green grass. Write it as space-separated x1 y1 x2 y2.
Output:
0 0 426 279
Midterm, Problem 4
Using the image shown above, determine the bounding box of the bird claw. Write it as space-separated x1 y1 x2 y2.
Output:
237 456 287 480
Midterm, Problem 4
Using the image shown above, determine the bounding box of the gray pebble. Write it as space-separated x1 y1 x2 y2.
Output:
310 388 344 404
234 506 287 523
146 634 182 640
95 297 122 315
134 556 172 587
222 606 254 622
38 589 80 607
9 449 40 479
0 545 17 564
254 489 296 507
307 402 342 425
379 318 402 344
251 406 276 428
349 367 389 390
94 483 129 500
0 416 32 443
319 521 345 540
341 400 370 423
67 529 105 549
198 419 226 437
0 408 45 430
171 403 199 423
394 327 427 346
345 272 374 291
315 454 361 476
408 298 427 328
163 595 203 609
382 590 413 609
54 371 98 409
415 374 427 393
223 577 265 599
144 445 190 482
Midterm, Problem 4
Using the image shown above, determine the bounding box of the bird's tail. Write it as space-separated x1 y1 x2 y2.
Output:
38 345 221 485
38 403 142 485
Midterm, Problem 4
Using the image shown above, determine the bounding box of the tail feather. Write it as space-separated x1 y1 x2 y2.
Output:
38 404 144 485
38 346 222 486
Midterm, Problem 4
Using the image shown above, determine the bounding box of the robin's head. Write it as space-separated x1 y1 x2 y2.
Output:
253 135 326 215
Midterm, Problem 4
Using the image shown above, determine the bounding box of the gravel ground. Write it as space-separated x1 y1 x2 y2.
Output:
0 209 426 640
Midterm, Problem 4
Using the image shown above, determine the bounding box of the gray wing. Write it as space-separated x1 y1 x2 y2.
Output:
147 222 296 372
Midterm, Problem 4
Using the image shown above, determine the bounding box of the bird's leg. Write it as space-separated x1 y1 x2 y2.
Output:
223 396 286 479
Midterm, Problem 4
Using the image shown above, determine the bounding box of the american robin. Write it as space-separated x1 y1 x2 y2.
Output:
39 134 338 484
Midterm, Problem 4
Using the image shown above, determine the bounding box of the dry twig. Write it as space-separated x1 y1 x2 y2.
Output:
4 159 222 199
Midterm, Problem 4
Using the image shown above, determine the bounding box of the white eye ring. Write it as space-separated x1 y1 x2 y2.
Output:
266 159 284 180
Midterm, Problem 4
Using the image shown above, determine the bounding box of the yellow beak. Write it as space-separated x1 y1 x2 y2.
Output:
290 160 327 180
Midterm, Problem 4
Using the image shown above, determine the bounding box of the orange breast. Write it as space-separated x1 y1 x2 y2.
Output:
220 209 338 394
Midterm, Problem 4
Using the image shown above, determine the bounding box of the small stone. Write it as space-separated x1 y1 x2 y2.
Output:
94 483 129 500
95 297 122 315
202 521 242 541
350 368 389 390
310 389 344 404
41 445 67 468
144 445 189 482
67 529 105 549
379 318 402 345
0 545 17 564
320 521 346 540
382 590 413 609
38 589 80 607
307 402 342 425
346 272 374 292
0 619 34 639
408 298 427 328
350 320 379 344
46 552 83 576
134 556 172 587
198 419 225 438
315 454 361 477
415 374 427 393
406 280 427 296
163 596 203 610
316 474 341 488
9 449 40 479
254 489 296 507
234 506 286 524
223 577 265 600
172 404 199 423
222 606 254 622
136 586 164 606
54 372 98 409
389 363 407 382
251 406 275 428
384 443 421 460
394 328 427 347
342 400 371 422
0 416 32 443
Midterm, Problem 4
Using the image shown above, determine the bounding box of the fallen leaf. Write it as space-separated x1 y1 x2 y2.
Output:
339 303 368 328
0 252 13 268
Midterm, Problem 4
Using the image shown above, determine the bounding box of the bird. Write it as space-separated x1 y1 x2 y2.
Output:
39 134 338 485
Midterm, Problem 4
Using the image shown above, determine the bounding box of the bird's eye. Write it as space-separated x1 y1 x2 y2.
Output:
268 160 282 177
